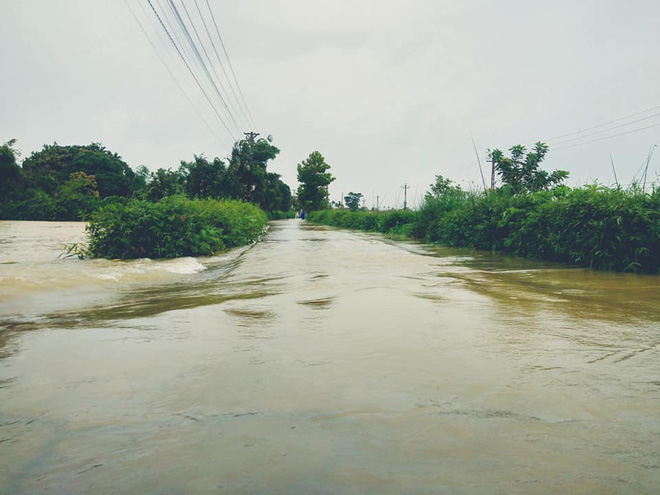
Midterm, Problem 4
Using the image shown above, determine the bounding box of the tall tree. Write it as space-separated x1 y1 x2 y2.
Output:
185 155 231 199
227 137 280 202
344 192 363 212
297 151 335 211
488 142 568 194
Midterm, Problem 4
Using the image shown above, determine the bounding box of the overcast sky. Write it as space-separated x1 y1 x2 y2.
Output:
2 0 659 208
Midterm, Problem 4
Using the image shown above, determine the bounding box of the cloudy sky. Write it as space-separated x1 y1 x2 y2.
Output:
3 0 659 208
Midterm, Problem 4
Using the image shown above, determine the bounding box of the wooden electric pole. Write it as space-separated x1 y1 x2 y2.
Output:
402 183 409 210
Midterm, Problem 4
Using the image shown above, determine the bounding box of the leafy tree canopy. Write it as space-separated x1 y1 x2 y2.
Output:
426 175 463 199
147 168 186 201
0 139 23 198
488 142 568 194
344 191 363 212
21 142 135 198
297 151 335 211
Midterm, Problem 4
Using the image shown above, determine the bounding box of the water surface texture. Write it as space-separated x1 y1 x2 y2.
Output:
1 219 659 494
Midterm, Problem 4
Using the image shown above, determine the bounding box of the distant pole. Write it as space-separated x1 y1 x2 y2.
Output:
642 144 657 192
402 183 409 210
244 131 259 201
489 157 496 190
471 136 488 192
609 153 619 188
376 195 380 211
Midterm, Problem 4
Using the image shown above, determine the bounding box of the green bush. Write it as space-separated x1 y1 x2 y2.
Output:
308 186 660 274
267 210 296 220
86 196 267 259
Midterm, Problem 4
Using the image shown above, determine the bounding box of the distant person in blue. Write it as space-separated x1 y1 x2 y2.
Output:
301 210 306 220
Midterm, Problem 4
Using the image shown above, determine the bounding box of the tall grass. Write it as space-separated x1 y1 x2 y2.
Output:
309 186 660 274
86 196 267 259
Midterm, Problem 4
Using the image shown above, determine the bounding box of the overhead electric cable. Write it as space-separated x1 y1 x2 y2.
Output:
145 0 237 141
193 0 251 129
126 0 230 148
546 105 660 142
204 0 256 128
549 112 660 146
553 122 660 151
179 0 248 130
164 0 240 131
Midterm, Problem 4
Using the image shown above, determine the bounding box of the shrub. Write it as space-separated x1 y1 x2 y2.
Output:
86 196 267 259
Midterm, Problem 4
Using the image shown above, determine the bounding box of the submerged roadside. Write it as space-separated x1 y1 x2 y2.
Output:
308 185 660 274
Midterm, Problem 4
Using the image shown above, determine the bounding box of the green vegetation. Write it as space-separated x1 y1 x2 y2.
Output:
310 186 660 273
309 143 660 274
0 137 292 222
85 196 267 259
344 192 363 212
488 142 569 193
308 209 417 237
296 151 335 211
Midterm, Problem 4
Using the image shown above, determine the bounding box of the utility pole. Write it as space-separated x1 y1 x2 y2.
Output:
376 195 379 211
402 183 409 210
489 156 496 190
244 131 259 201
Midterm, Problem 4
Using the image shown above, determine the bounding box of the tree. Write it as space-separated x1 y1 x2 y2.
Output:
21 143 136 198
488 142 568 194
56 171 101 220
226 137 281 202
297 151 335 211
185 155 231 199
425 175 463 199
344 192 363 212
0 139 23 198
146 168 186 200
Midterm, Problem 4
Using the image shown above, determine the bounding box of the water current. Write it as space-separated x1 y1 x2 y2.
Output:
1 219 659 494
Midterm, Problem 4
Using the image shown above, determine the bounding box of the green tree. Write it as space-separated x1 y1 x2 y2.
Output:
56 171 101 220
255 172 292 212
297 151 335 211
488 142 568 194
0 139 23 199
21 143 136 198
146 168 186 200
426 175 463 199
185 155 231 199
226 137 281 202
344 192 363 212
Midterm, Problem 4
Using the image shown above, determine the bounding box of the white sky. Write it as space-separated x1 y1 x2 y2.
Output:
2 0 659 208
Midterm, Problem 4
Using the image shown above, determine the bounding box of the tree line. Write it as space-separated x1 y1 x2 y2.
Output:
0 137 341 221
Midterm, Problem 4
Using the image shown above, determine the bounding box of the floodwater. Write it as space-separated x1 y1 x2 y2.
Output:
0 219 658 494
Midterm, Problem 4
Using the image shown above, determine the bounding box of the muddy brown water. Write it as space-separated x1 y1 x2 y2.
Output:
1 219 659 494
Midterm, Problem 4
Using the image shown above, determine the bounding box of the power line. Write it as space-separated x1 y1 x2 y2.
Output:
549 111 660 146
164 0 241 131
145 0 237 141
193 0 252 129
126 0 230 148
553 122 660 151
546 104 660 142
180 0 247 129
204 0 256 129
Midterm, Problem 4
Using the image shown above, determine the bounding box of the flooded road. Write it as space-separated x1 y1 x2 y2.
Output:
1 219 659 494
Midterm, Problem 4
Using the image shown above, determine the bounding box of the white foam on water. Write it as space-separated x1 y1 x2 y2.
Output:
161 257 208 274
